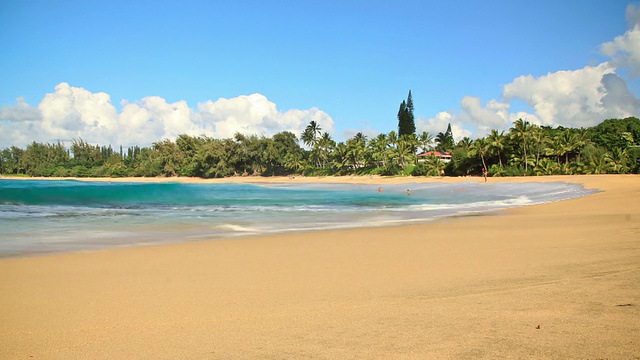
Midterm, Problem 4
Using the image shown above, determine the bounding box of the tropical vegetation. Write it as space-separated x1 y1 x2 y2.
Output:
1 104 639 179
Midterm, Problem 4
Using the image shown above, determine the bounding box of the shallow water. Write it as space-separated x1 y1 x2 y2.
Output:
0 179 598 256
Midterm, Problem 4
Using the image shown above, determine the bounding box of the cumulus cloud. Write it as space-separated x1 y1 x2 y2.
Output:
416 111 472 141
415 62 630 140
457 96 510 136
502 62 619 128
37 82 119 144
601 4 640 76
197 94 334 140
0 83 334 148
453 59 638 136
426 57 638 137
626 3 640 27
0 97 42 122
600 26 640 75
412 4 640 139
600 72 640 115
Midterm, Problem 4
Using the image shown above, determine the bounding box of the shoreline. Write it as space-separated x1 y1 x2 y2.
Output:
1 173 624 186
1 175 601 259
1 174 639 358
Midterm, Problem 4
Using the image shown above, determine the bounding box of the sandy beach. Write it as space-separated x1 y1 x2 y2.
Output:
0 174 639 359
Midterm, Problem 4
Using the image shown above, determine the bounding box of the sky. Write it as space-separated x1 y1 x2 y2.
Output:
1 0 639 148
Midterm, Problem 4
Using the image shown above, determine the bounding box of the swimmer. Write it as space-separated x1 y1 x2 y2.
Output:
406 189 411 196
378 187 383 193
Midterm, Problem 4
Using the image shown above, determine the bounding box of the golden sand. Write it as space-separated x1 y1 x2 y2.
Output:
0 175 639 359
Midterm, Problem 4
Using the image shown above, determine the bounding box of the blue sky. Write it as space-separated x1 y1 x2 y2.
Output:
1 0 638 148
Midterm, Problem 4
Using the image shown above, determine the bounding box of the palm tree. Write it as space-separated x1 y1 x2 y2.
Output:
368 133 390 168
317 132 334 168
304 121 322 146
606 148 628 173
575 127 591 163
301 121 324 168
470 137 489 173
510 118 531 173
352 132 367 144
487 130 505 168
301 121 322 155
558 130 579 165
529 125 545 167
396 135 415 172
332 142 350 174
535 158 560 176
435 131 454 152
457 137 473 151
424 155 446 176
584 146 610 174
418 131 434 153
347 133 367 170
387 131 398 148
546 135 564 166
284 151 303 173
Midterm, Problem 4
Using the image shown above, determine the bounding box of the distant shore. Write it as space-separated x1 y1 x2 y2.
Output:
1 174 639 359
0 173 622 187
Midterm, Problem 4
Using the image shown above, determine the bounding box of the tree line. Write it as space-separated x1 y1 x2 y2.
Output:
1 91 639 178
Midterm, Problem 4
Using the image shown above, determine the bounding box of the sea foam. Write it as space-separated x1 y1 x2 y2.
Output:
0 179 598 256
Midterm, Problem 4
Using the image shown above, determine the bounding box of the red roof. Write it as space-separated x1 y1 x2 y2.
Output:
417 151 451 157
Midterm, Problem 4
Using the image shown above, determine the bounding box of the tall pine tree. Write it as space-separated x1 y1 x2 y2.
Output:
398 90 416 136
397 100 407 134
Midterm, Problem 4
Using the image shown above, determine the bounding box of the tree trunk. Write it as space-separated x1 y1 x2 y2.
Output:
523 144 528 173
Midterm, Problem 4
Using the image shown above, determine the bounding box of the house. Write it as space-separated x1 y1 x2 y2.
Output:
417 150 452 163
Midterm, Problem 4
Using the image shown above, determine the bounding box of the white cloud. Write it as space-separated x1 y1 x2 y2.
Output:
38 82 119 144
507 111 542 127
409 5 640 139
502 62 621 128
457 96 510 136
600 72 640 116
420 58 638 137
600 25 640 75
0 83 334 149
601 4 640 76
339 126 379 142
0 97 42 122
416 111 472 141
626 3 640 27
198 94 334 140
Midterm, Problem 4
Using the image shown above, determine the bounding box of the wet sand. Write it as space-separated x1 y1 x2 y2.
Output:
1 175 639 359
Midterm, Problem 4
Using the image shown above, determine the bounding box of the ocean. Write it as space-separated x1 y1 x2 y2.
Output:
0 179 597 256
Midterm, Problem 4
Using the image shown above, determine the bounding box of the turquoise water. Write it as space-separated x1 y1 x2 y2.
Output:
0 179 597 256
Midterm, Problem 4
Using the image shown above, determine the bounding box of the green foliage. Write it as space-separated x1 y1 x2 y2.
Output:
435 124 455 152
449 148 473 176
581 145 611 174
534 158 561 176
589 117 640 151
627 146 640 174
488 164 504 177
397 90 416 136
1 117 638 178
502 165 529 177
411 162 428 176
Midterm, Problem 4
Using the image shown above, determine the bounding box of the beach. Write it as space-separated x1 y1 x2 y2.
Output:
0 175 639 359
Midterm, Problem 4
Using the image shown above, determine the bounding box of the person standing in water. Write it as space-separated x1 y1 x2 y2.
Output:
406 189 411 196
